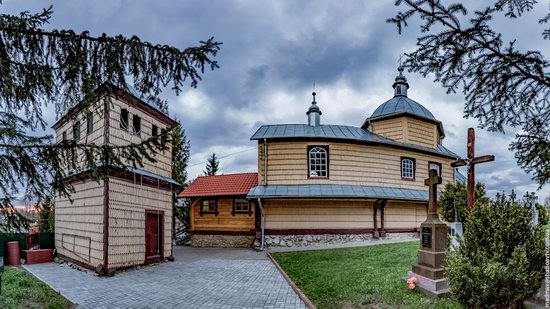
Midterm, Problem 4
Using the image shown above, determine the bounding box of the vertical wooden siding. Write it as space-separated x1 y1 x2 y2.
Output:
191 197 255 232
55 180 105 267
260 141 455 190
108 178 172 269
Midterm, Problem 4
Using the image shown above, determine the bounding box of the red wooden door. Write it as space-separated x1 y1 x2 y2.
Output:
145 211 163 264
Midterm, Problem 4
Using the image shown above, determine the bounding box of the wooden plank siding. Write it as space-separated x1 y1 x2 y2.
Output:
108 96 172 178
191 198 255 233
55 180 105 268
108 178 172 269
259 141 455 190
370 117 405 142
263 199 427 231
370 116 441 149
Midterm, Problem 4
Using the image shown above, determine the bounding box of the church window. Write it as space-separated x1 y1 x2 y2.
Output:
308 146 328 178
120 108 129 130
401 157 415 180
428 161 442 176
152 124 158 137
132 115 141 135
72 121 80 141
86 112 93 135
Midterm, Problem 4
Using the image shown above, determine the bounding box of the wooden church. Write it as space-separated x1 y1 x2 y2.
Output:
181 68 462 248
52 83 178 273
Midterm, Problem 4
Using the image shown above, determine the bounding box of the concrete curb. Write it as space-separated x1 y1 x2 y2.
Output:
267 252 316 309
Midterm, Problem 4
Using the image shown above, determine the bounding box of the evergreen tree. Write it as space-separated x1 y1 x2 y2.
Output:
438 182 489 223
171 119 191 229
388 0 550 186
203 153 220 176
0 6 221 230
447 192 545 307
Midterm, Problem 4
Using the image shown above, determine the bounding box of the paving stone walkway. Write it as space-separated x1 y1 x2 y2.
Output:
23 247 306 309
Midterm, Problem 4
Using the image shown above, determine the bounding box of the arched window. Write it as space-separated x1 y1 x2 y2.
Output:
428 162 442 176
401 157 415 180
309 146 328 178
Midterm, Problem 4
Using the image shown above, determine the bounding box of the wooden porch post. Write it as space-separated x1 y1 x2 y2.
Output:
373 200 380 239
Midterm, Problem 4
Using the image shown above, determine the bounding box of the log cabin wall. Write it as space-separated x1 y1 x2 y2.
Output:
259 141 455 189
55 180 105 268
384 201 427 229
190 197 255 233
108 178 172 269
108 95 172 178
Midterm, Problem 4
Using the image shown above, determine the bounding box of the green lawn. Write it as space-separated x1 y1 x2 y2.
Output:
272 241 462 309
0 266 73 309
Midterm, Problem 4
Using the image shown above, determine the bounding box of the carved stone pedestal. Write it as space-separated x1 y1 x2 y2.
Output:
410 214 449 297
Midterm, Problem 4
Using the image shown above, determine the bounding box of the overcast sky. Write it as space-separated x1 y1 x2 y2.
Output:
5 1 550 201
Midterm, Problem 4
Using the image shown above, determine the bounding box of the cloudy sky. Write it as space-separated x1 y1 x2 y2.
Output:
4 1 550 200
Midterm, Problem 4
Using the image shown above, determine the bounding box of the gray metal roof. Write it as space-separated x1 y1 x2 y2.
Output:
369 96 436 121
250 124 459 159
455 170 466 184
65 164 181 186
247 184 428 201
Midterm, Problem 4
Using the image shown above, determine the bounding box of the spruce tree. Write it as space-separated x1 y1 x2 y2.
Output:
0 6 221 230
203 153 220 176
446 193 545 307
388 0 550 186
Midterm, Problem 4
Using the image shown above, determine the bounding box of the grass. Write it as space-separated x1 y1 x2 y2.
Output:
272 241 462 309
0 266 73 309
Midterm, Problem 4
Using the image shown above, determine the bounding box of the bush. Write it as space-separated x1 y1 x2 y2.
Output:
446 194 545 307
439 182 489 223
535 203 549 226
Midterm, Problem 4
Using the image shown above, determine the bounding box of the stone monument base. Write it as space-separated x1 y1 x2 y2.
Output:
408 271 449 298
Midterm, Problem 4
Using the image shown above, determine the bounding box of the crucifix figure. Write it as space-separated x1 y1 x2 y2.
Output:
425 169 442 215
451 128 495 210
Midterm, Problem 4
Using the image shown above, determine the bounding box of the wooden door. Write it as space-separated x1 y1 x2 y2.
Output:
145 210 163 264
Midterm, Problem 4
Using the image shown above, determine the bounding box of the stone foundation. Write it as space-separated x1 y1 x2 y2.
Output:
265 232 419 247
191 234 255 248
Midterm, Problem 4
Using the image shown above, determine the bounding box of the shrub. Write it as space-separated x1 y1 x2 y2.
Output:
535 203 549 226
446 194 545 307
438 182 489 223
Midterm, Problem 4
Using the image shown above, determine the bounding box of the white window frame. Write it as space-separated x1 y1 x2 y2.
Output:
309 146 328 178
401 158 415 180
428 162 441 176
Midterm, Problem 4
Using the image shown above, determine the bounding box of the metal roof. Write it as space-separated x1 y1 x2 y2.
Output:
247 184 428 201
64 164 181 186
250 124 459 159
369 96 436 121
455 170 467 184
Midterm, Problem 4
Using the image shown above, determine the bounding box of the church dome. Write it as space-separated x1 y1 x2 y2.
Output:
362 66 445 139
369 96 436 121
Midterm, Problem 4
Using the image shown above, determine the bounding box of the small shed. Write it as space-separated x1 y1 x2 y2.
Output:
179 173 259 247
52 83 178 274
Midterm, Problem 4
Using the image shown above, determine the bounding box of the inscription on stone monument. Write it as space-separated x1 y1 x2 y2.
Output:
421 227 432 248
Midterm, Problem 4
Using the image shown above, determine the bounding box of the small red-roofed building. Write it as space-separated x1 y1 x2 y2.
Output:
179 173 259 247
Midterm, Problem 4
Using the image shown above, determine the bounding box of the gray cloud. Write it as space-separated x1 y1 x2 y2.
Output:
4 0 549 199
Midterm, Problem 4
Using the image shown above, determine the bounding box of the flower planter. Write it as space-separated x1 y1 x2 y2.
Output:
22 249 53 264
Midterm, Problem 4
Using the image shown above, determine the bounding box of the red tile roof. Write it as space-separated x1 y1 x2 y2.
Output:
179 172 258 198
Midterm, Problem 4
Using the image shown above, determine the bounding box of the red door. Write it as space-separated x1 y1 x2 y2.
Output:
145 211 163 264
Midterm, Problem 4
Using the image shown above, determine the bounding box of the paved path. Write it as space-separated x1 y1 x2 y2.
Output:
269 236 419 253
23 247 306 309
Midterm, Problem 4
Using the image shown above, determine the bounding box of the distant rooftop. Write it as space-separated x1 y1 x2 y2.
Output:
179 172 258 198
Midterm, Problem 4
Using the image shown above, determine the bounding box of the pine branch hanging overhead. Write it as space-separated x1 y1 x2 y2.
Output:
0 5 221 230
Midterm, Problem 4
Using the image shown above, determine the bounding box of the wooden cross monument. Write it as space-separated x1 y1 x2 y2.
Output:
424 169 442 215
451 128 495 210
